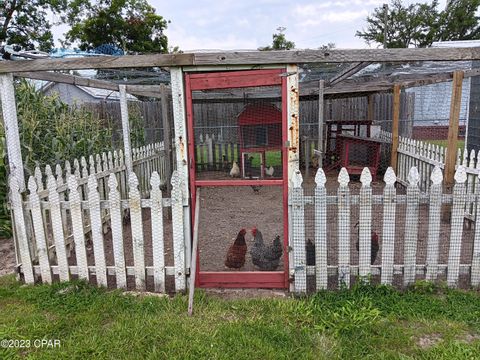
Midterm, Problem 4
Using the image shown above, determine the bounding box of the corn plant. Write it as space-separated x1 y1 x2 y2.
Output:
0 79 134 236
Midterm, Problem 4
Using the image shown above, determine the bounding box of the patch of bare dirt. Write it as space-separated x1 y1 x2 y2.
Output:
416 333 443 349
204 288 287 300
0 237 15 276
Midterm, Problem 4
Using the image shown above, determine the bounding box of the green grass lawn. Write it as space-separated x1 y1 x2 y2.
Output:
425 140 465 152
1 276 480 359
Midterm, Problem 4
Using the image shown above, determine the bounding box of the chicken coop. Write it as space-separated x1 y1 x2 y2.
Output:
3 46 480 297
238 103 282 178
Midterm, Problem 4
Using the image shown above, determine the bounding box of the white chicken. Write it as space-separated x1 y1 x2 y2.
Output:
230 161 240 177
265 165 274 177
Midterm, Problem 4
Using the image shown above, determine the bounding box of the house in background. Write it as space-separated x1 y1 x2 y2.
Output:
40 82 137 105
404 40 480 148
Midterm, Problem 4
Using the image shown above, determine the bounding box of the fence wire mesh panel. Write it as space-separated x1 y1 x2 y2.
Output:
197 186 284 272
291 165 478 293
191 85 283 181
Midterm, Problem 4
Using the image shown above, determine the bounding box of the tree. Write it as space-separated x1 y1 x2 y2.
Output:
0 0 68 52
64 0 169 53
259 27 295 50
356 0 480 48
438 0 480 41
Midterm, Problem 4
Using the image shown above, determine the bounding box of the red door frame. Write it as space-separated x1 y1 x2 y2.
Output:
184 68 289 289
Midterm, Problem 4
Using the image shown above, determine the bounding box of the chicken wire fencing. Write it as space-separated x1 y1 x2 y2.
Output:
197 186 285 273
191 85 283 181
294 164 477 293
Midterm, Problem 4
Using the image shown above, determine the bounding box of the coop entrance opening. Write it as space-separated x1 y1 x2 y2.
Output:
185 69 289 289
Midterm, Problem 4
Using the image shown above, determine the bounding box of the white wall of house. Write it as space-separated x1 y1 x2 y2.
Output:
406 77 471 126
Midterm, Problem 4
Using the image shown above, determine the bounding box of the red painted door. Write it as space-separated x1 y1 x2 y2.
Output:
185 69 289 289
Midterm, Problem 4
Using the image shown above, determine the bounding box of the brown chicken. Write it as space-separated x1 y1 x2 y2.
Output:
225 229 248 269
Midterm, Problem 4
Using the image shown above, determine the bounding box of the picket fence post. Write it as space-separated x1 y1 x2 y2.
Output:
27 176 51 283
381 167 396 285
426 166 443 281
337 167 350 288
151 171 166 293
359 167 373 277
129 172 146 290
403 167 420 286
68 175 89 281
447 166 467 287
171 170 186 292
9 176 34 284
314 168 327 290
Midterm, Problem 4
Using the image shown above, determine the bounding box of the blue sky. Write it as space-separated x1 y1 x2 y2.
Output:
54 0 448 50
157 0 449 50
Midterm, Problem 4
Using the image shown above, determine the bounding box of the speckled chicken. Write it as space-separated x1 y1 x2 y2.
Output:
250 228 283 271
225 229 248 269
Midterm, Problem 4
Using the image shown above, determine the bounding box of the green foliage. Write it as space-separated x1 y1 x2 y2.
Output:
10 80 113 175
0 138 11 238
63 0 169 53
356 0 480 48
259 26 295 51
0 0 68 52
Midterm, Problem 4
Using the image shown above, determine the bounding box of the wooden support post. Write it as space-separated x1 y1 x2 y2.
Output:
367 94 374 124
390 84 401 171
119 85 133 177
318 80 325 168
444 71 465 187
0 73 25 190
160 84 172 218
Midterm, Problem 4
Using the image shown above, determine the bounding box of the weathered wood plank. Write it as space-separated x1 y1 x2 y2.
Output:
390 84 401 170
4 48 480 73
444 71 465 187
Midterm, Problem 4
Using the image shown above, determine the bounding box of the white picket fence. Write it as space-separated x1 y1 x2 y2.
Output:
290 165 480 293
10 169 186 293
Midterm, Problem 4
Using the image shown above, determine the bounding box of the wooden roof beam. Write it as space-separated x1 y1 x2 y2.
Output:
2 47 480 73
13 71 165 98
328 62 371 86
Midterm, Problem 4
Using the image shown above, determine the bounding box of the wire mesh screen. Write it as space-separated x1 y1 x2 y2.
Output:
197 186 284 272
191 85 283 181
